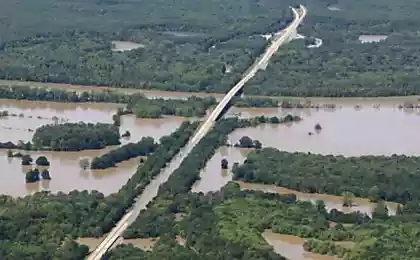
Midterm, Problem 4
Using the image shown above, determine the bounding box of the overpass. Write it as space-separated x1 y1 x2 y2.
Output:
87 5 307 260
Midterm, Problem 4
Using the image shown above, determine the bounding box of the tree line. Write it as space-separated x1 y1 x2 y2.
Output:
0 85 218 117
91 137 158 169
232 148 420 206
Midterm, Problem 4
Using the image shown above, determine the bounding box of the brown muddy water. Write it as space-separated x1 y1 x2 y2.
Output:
227 105 420 156
237 181 399 217
193 103 411 214
0 100 186 196
262 230 338 260
191 146 252 193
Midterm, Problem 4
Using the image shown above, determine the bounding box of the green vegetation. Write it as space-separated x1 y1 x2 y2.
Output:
244 0 420 97
232 97 280 108
91 137 158 170
232 148 420 205
21 155 33 165
127 96 216 118
0 0 295 93
32 122 120 151
234 136 262 149
2 0 420 97
0 85 218 117
35 156 50 166
107 115 420 260
0 121 199 259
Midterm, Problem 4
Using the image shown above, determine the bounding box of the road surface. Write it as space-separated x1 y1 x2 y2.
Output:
87 5 307 260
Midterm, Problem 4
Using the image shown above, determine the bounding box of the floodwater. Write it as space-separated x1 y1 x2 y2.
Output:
358 35 388 43
77 236 158 252
237 181 399 217
120 237 158 251
262 230 338 260
227 105 420 156
0 100 186 196
111 41 145 52
191 146 252 193
162 31 202 37
327 6 341 11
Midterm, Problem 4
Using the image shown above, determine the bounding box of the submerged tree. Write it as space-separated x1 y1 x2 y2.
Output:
221 159 229 169
21 155 33 165
41 169 52 180
373 200 389 219
36 156 50 166
25 169 40 183
342 191 354 207
79 158 90 170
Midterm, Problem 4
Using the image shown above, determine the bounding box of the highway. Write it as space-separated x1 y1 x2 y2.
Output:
87 5 306 260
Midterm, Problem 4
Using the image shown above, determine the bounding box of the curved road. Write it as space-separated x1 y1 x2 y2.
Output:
87 5 307 260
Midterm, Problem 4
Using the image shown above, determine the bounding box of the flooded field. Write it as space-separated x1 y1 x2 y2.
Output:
0 100 186 196
111 41 145 52
191 146 252 193
227 105 420 156
237 181 399 216
358 35 388 43
263 230 338 260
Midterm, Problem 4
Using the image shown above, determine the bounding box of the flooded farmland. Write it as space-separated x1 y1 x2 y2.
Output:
237 181 399 217
263 230 338 260
194 103 411 215
191 146 252 193
0 100 186 196
194 102 420 195
227 104 420 156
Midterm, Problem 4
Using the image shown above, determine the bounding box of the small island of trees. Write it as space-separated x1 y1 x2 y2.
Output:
234 136 262 149
32 122 120 151
35 156 50 166
90 137 158 169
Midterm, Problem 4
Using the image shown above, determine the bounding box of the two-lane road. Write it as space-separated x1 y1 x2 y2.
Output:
87 5 307 260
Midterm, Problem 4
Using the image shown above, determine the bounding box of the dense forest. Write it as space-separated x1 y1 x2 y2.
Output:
91 137 158 169
2 0 420 96
233 148 420 206
0 0 296 93
32 122 120 151
0 121 199 259
244 0 420 97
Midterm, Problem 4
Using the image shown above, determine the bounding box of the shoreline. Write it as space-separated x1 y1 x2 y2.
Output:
1 79 420 104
